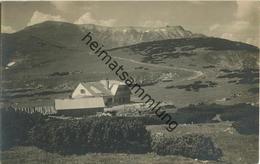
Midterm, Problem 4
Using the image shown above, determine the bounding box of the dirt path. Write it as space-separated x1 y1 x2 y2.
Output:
113 56 204 81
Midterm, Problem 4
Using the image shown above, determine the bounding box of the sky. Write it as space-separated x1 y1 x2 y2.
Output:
1 1 259 46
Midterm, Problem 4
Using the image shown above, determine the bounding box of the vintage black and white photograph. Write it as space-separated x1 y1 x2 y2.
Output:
0 1 259 164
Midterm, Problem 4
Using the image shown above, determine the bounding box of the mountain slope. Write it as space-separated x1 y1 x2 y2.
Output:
1 21 259 80
2 21 203 65
109 37 259 69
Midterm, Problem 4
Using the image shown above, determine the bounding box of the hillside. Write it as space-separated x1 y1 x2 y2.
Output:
1 21 203 66
108 38 259 106
1 21 258 76
109 37 259 69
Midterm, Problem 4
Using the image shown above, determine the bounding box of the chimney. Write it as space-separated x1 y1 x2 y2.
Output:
106 78 109 89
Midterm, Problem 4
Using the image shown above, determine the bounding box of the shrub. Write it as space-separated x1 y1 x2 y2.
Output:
0 108 46 150
172 112 216 124
176 103 258 124
151 134 223 160
136 115 164 125
30 117 151 154
220 108 258 122
116 104 258 126
232 116 259 135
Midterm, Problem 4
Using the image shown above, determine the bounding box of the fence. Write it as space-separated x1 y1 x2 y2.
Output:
10 105 57 115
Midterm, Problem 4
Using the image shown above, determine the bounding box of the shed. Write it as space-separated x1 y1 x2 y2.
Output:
55 97 105 116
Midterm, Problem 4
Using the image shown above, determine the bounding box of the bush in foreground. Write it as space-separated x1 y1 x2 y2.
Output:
151 134 223 160
30 117 151 154
0 108 46 150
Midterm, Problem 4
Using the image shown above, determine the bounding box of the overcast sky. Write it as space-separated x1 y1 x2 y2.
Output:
1 1 259 46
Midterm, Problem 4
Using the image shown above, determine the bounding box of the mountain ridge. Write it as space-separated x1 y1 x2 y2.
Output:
3 21 205 49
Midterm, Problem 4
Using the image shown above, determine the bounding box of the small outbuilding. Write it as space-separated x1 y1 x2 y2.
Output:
55 97 105 116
